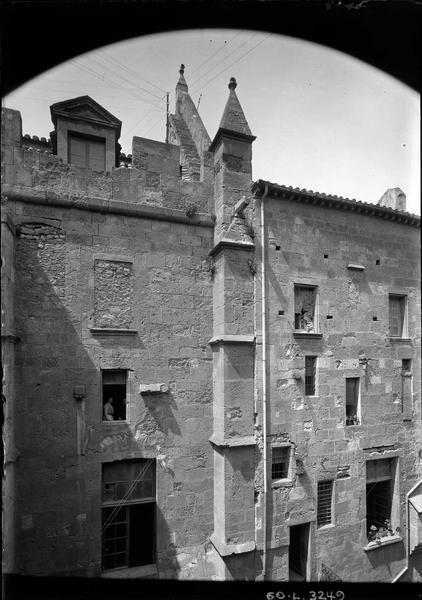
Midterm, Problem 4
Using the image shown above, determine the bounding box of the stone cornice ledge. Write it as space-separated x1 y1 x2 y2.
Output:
363 535 402 552
209 434 256 448
2 185 214 228
293 332 323 340
90 328 138 336
209 238 254 257
209 334 255 345
210 533 255 557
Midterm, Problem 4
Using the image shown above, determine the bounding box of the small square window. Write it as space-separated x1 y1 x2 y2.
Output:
388 295 407 337
305 356 317 396
103 370 127 421
345 377 360 426
317 480 333 527
294 285 318 332
272 447 291 480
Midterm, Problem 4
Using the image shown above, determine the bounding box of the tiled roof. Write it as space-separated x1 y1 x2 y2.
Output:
251 179 420 227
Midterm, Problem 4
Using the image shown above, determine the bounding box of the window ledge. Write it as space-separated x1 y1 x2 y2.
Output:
389 337 411 343
101 564 157 578
102 420 129 425
363 535 402 552
271 478 294 489
90 327 138 335
293 332 323 339
317 523 335 533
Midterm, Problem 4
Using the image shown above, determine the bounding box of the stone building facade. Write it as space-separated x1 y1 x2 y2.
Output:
2 66 421 582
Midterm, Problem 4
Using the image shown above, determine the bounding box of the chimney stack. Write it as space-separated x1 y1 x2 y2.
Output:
377 187 406 212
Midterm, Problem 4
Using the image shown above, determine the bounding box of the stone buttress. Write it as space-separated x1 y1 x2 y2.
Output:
208 78 258 578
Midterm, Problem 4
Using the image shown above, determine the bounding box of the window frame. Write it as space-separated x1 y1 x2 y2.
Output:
365 456 400 546
271 444 293 486
68 131 106 172
304 356 317 396
388 294 408 339
293 284 319 334
102 369 129 423
102 459 156 572
345 376 361 426
317 479 334 529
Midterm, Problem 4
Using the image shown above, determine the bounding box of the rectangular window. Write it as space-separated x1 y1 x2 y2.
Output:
345 377 360 426
69 133 106 171
389 295 407 337
366 458 397 541
317 480 334 527
102 459 155 571
294 285 317 332
272 446 291 480
401 359 413 418
305 356 317 396
102 370 127 422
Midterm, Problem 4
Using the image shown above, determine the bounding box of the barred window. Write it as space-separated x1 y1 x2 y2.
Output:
272 447 290 480
305 356 317 396
317 480 333 527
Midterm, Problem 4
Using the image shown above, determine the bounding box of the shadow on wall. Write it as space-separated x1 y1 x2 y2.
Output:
364 539 406 575
11 220 181 578
143 392 182 437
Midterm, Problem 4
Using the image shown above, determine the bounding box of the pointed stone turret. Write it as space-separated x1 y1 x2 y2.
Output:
208 78 257 573
176 63 188 93
210 78 255 151
170 64 212 182
209 77 256 241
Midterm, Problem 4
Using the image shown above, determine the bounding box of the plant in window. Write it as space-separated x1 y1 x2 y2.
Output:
368 519 394 543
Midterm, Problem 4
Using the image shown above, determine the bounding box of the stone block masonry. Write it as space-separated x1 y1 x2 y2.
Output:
1 69 421 584
94 260 134 329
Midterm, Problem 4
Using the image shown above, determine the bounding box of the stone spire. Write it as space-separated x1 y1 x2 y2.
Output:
210 77 255 151
176 63 188 92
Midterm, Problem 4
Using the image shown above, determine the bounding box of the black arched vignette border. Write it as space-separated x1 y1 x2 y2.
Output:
1 0 421 96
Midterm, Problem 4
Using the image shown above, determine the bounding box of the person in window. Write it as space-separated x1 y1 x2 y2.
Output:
103 398 114 421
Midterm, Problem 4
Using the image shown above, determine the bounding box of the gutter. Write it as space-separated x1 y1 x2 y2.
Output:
259 183 269 580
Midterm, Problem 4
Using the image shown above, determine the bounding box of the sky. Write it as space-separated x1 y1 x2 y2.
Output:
3 29 420 215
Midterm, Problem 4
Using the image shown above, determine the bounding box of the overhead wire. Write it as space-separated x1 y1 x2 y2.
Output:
98 50 167 94
102 457 155 532
87 55 164 101
191 33 272 96
188 32 241 78
190 34 257 90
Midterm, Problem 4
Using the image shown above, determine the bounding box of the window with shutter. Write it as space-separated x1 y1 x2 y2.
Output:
68 133 106 171
388 295 406 338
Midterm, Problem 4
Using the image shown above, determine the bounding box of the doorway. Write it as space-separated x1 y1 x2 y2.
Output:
289 523 310 581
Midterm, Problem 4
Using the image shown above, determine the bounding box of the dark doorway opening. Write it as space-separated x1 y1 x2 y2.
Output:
289 523 310 581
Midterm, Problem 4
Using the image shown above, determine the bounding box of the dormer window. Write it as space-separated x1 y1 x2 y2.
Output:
50 95 122 172
68 133 106 171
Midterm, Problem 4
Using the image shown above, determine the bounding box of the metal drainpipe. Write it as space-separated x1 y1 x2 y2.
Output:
260 183 269 580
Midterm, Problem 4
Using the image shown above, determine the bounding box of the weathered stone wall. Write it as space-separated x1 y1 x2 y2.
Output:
8 198 215 577
261 197 421 582
1 108 212 216
2 106 217 578
94 260 134 328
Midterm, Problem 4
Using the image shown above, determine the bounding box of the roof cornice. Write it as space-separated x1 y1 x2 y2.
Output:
209 127 256 153
251 179 420 228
